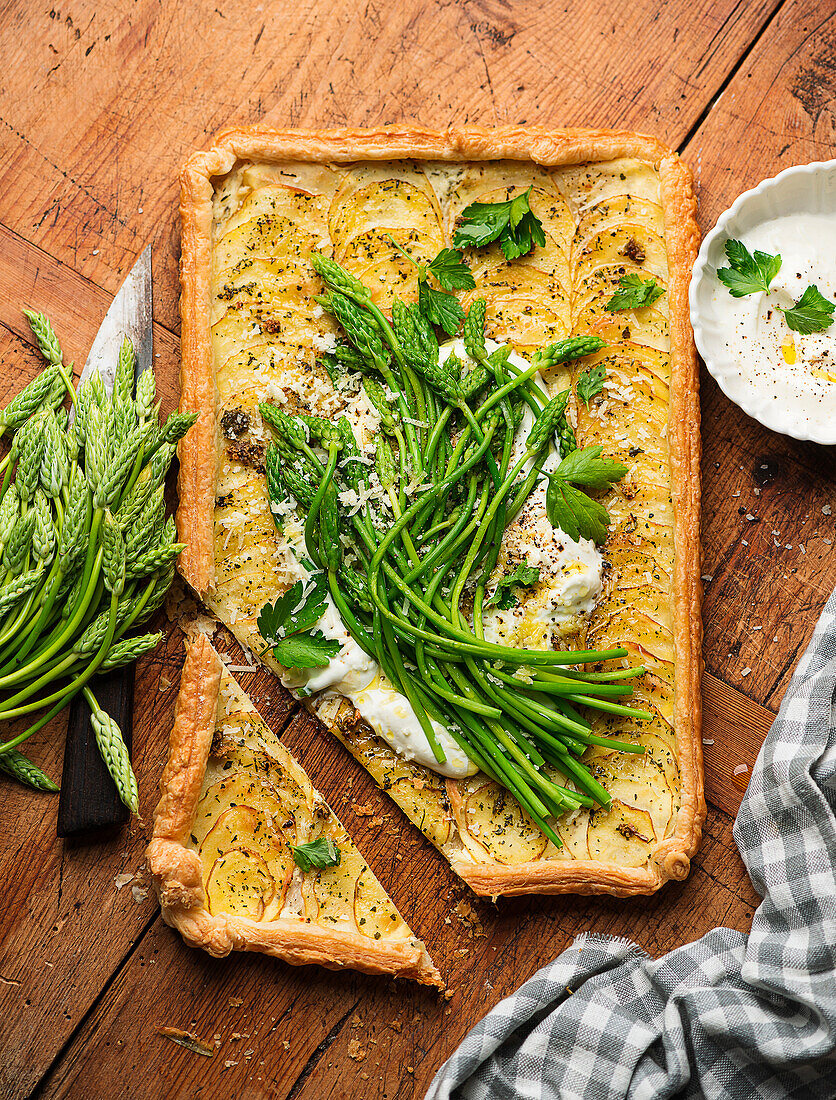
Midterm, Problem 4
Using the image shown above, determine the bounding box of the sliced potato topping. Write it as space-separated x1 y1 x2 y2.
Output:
187 668 413 942
208 155 681 875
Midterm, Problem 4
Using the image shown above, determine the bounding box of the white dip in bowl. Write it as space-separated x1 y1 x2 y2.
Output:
690 161 836 444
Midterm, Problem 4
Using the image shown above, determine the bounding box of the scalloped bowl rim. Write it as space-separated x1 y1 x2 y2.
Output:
689 159 836 445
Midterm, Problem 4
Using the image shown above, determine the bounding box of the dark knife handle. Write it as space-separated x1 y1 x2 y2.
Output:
57 668 134 836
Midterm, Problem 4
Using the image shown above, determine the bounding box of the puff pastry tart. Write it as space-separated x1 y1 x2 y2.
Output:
149 634 441 985
175 126 704 901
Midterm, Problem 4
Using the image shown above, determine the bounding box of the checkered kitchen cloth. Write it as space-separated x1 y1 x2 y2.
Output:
427 592 836 1100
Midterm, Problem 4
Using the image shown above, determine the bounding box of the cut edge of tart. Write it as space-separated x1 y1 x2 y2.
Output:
175 125 704 899
148 633 442 986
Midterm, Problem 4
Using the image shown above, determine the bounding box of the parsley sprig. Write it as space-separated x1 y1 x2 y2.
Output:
292 836 341 872
576 364 607 407
453 187 546 260
257 574 340 669
780 285 835 334
485 562 540 611
546 446 628 544
418 279 465 336
426 248 476 291
717 239 835 334
717 239 782 297
604 274 664 313
386 240 473 336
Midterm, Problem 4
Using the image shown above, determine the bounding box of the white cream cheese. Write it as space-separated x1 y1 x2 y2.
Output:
274 515 477 779
709 214 836 433
272 338 603 778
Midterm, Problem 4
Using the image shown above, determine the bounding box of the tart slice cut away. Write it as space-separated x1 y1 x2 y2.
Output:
148 634 442 986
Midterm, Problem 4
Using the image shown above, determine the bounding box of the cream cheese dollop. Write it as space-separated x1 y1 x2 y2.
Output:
280 589 474 778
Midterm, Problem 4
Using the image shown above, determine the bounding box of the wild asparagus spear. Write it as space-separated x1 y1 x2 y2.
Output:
0 312 196 811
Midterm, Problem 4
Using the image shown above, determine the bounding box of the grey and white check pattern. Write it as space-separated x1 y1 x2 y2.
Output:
427 592 836 1099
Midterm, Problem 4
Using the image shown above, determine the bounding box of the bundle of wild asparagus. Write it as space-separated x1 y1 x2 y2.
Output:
259 256 649 849
0 312 195 809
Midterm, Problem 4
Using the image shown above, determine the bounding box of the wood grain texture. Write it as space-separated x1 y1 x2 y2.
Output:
36 807 759 1100
702 673 774 817
683 0 836 710
0 0 832 1095
0 0 778 333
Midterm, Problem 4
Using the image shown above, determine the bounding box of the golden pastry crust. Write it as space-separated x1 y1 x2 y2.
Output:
177 126 703 899
148 635 442 986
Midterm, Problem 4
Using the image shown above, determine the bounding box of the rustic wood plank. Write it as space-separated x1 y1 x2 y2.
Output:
0 223 179 413
36 802 759 1100
683 0 836 710
3 0 830 1095
702 673 775 817
0 0 780 331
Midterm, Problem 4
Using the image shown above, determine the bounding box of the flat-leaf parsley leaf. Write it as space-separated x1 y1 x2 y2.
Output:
717 239 781 297
546 445 628 544
453 187 546 260
427 248 476 291
546 480 612 545
383 238 473 334
292 836 341 872
604 274 665 313
486 562 541 610
418 279 465 336
780 284 835 334
554 445 628 491
271 632 340 669
576 364 607 407
257 574 340 669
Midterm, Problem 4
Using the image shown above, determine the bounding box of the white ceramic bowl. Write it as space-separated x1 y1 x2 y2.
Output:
690 160 836 445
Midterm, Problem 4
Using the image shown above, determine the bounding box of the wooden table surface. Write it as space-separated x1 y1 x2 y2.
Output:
1 1 835 1097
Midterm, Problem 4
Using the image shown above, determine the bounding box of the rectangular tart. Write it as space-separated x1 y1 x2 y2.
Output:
176 126 704 898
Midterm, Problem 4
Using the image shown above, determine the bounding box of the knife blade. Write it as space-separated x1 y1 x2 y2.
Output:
57 246 153 838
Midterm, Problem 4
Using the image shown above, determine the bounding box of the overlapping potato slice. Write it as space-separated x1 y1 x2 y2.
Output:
557 157 662 211
186 664 423 951
573 226 668 285
317 697 453 850
575 193 666 240
447 775 550 865
587 802 656 867
212 183 335 371
209 458 282 659
576 303 670 354
328 166 444 310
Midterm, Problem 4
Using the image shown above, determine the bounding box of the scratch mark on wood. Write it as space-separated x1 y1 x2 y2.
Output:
283 999 361 1100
